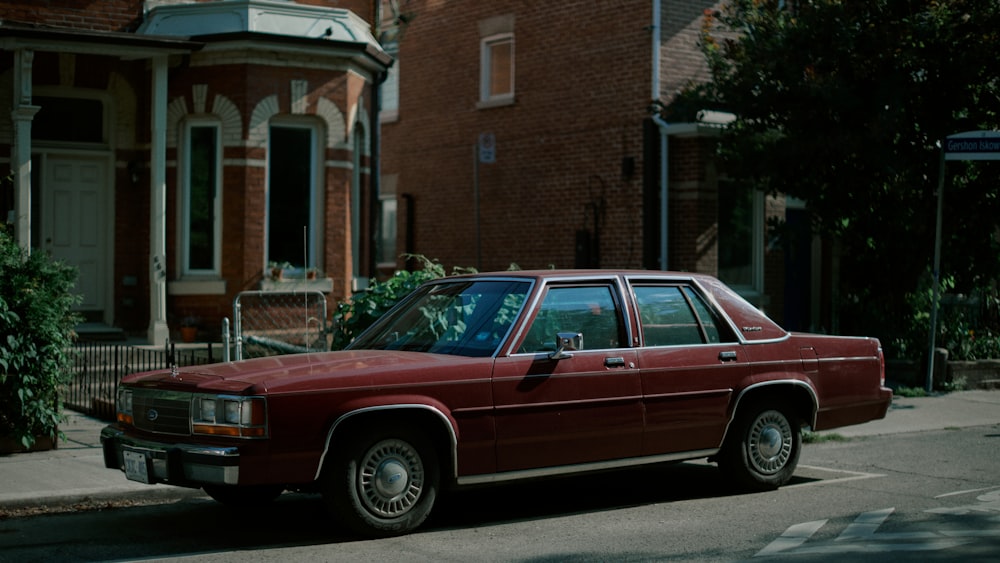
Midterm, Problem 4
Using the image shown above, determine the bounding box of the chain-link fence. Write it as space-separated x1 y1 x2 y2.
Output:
233 290 330 360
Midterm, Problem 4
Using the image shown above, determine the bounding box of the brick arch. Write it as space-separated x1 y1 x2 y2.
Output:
348 95 371 157
166 96 188 148
316 97 347 149
211 95 243 146
166 87 243 148
249 95 280 148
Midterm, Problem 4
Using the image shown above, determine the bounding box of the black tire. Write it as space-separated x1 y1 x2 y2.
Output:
322 424 440 538
203 484 284 508
718 403 801 491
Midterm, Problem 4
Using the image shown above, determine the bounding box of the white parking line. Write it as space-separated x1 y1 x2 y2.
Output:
787 464 885 488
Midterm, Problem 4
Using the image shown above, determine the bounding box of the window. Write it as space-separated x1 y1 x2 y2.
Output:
378 195 397 266
350 280 530 357
634 285 728 346
718 180 764 292
480 33 514 104
33 96 105 144
181 122 222 275
519 285 622 353
267 123 320 270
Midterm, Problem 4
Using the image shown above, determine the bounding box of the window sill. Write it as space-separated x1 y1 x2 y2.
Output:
476 95 515 110
168 279 227 296
379 109 399 123
260 277 333 293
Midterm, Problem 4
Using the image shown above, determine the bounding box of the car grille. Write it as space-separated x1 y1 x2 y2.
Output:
132 389 192 435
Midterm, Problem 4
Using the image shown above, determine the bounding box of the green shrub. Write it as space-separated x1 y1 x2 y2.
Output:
330 256 451 350
0 227 81 450
891 272 1000 362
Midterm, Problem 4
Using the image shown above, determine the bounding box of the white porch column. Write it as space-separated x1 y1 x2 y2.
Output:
147 55 169 345
10 49 39 252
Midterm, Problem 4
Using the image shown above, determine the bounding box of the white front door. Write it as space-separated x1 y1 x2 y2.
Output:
42 155 109 313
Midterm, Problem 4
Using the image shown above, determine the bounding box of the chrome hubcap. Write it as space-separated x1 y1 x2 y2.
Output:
748 410 792 475
358 438 424 518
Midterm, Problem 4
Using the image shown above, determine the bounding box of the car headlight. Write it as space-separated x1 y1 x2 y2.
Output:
116 388 134 425
192 395 267 438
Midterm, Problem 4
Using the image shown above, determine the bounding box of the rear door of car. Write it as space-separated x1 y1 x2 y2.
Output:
491 279 642 472
629 280 750 455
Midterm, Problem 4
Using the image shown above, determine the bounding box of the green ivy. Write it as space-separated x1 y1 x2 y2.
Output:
0 227 81 450
330 256 449 351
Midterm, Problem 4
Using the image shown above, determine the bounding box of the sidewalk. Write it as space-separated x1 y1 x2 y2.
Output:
0 411 206 513
1 390 998 514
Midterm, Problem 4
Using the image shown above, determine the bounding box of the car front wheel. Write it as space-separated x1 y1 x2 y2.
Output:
323 425 439 537
718 404 801 491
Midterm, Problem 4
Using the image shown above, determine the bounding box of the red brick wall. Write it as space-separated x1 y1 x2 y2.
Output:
382 1 654 272
382 1 732 275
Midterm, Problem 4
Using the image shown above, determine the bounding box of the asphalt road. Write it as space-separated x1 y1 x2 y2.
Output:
2 424 998 562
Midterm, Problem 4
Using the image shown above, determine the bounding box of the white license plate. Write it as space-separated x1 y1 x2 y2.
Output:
123 450 150 484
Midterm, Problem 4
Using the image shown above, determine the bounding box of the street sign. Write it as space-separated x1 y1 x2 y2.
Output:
944 130 1000 161
927 129 1000 392
478 132 496 164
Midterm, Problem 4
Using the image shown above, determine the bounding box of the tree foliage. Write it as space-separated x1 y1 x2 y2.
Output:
685 0 1000 345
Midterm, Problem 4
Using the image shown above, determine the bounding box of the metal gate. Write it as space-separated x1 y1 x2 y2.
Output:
233 290 329 360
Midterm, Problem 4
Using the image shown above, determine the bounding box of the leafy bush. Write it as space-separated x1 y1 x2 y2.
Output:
892 272 1000 362
0 228 81 449
330 256 453 350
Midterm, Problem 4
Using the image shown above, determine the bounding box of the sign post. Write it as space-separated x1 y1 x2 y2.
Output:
927 131 1000 392
474 133 496 270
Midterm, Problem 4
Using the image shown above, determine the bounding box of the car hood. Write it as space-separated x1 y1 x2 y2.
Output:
123 350 478 394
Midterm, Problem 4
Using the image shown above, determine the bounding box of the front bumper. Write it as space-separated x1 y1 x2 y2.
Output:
100 425 240 486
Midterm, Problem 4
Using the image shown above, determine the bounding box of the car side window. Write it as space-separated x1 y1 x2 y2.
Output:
683 287 724 343
634 285 732 346
518 285 622 352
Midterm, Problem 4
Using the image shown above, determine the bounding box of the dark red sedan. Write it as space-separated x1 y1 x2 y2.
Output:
102 270 892 536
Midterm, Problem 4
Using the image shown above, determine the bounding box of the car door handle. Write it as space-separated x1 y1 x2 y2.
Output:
719 351 738 362
604 357 627 368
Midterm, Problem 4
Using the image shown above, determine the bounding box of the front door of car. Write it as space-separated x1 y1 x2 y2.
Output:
630 283 750 455
491 283 643 472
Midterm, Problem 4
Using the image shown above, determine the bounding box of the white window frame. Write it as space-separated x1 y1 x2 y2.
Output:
265 119 324 273
479 32 515 106
180 119 223 277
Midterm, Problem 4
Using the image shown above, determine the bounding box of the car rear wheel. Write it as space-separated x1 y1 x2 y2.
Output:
718 403 800 491
203 484 284 508
323 425 439 538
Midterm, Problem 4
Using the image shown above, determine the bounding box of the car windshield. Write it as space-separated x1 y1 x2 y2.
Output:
349 279 531 357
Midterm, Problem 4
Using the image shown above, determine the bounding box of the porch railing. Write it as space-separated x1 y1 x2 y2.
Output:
64 341 220 420
65 290 332 420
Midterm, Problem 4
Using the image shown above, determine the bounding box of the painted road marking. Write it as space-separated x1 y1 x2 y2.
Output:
756 486 1000 557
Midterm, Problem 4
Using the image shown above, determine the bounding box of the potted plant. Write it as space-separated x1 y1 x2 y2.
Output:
306 267 321 280
267 261 292 281
180 316 200 343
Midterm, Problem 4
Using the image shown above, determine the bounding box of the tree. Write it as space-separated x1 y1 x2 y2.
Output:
682 0 1000 351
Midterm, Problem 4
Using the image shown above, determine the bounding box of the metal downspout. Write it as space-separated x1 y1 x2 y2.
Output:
651 0 669 271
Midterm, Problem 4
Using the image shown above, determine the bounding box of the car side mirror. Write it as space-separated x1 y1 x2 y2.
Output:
549 332 583 360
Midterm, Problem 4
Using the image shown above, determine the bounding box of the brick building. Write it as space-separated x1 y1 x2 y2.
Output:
1 0 391 344
379 0 822 329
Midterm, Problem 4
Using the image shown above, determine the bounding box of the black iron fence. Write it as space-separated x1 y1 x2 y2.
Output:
64 341 223 421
